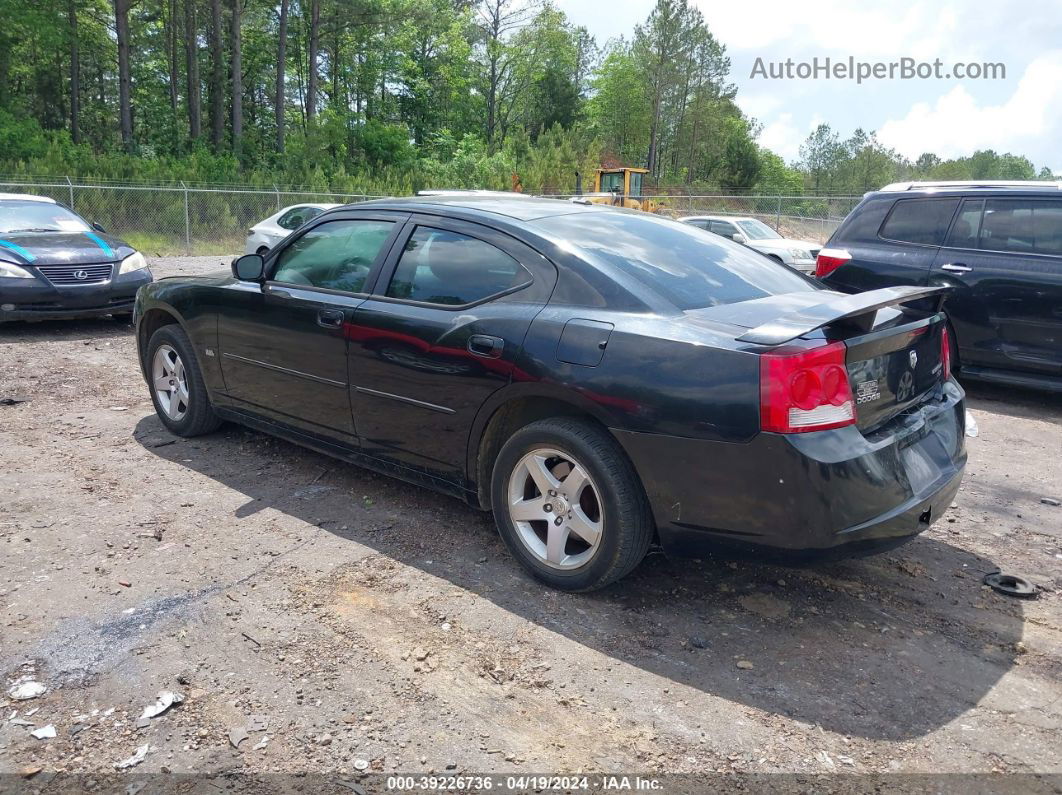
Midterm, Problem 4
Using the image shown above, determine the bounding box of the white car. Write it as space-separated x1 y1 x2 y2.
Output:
245 203 339 255
679 215 821 274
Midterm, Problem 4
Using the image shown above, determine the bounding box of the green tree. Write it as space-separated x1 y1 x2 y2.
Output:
798 124 843 192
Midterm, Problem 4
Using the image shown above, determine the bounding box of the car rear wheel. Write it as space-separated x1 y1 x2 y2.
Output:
146 325 222 437
490 418 653 591
256 246 269 256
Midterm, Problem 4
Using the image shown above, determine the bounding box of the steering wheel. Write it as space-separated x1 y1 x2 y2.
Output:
275 268 314 286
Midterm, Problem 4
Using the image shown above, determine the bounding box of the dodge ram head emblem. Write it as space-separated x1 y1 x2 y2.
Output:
73 269 89 280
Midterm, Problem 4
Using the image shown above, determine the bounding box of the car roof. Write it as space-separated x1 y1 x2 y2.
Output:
0 193 58 203
348 194 611 222
680 215 751 223
415 189 533 198
280 202 339 211
876 180 1062 195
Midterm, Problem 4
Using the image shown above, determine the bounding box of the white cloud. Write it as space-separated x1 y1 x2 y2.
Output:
696 0 959 60
757 113 828 162
735 92 780 121
876 53 1062 164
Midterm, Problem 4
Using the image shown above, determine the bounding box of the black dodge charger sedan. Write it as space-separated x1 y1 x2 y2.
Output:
134 195 966 591
0 194 152 321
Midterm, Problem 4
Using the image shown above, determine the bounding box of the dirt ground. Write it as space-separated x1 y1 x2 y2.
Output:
1 256 1060 782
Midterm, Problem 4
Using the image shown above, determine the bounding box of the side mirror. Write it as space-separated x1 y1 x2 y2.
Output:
732 233 748 244
232 253 265 282
91 221 107 233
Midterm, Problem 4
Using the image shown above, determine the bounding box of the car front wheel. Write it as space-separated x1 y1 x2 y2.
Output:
490 418 653 591
146 324 222 437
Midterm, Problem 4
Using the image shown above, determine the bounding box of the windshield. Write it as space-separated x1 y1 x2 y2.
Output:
0 201 91 234
736 219 781 240
534 212 816 310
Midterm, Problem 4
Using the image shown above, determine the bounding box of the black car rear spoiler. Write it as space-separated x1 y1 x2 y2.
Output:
737 285 949 346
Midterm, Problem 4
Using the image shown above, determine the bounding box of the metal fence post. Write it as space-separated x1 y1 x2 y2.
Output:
775 195 782 229
273 184 281 212
181 181 191 254
66 176 74 210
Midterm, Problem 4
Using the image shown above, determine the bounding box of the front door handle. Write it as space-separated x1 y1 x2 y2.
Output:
941 263 972 273
317 308 345 328
467 334 505 359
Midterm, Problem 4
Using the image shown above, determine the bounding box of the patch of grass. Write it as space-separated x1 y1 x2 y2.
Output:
124 232 245 257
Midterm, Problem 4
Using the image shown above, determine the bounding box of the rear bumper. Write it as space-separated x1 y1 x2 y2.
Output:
613 379 967 559
0 269 151 321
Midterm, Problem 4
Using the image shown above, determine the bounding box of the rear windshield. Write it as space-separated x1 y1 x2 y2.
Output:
534 212 817 310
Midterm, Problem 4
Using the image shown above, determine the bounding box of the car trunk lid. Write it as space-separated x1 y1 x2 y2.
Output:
687 286 950 432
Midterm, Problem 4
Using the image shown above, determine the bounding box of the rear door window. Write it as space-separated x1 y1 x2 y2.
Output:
385 226 532 306
981 198 1062 256
709 220 738 237
880 198 960 245
277 206 324 230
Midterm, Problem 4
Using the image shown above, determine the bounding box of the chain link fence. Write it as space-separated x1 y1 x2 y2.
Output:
0 178 387 256
0 178 861 256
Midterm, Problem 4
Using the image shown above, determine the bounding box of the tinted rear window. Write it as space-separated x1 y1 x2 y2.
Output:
534 212 816 310
879 198 959 245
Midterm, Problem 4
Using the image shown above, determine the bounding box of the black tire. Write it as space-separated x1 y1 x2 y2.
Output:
490 417 653 592
145 324 222 437
256 246 269 256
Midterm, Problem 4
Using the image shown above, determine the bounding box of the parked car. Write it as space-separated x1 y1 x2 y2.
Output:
816 181 1062 391
245 203 340 254
0 193 151 322
680 215 821 273
135 196 965 591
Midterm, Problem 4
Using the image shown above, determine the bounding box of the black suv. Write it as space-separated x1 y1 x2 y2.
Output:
817 181 1062 391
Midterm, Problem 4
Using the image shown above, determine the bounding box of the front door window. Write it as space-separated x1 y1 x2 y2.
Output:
273 220 395 293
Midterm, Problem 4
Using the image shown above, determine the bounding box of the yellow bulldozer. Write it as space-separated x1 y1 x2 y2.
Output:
573 167 663 213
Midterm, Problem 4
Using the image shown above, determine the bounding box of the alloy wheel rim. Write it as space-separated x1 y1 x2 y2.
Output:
507 447 604 570
152 344 189 422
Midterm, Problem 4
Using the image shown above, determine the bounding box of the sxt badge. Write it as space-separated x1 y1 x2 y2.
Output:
855 379 880 404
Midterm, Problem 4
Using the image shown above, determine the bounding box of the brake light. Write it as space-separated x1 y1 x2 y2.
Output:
941 328 952 381
815 248 852 278
760 342 857 433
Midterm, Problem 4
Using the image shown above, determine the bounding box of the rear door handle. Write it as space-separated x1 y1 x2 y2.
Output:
317 308 345 328
467 334 505 359
941 263 972 273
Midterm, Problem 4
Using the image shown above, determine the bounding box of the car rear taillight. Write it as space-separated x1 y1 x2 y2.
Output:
815 248 851 279
941 328 952 381
760 342 857 433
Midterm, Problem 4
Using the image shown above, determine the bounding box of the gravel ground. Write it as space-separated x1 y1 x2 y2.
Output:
0 255 1060 783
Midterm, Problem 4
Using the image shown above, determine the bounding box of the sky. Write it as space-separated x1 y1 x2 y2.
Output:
553 0 1062 172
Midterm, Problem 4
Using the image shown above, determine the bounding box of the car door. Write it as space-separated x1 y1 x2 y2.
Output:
857 196 962 292
218 212 406 441
347 215 557 484
932 196 1062 374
